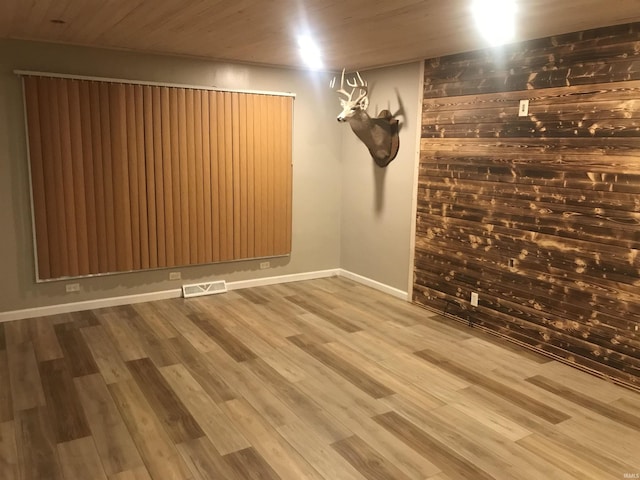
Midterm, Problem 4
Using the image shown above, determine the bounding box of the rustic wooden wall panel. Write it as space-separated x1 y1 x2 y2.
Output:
414 22 640 390
23 75 293 280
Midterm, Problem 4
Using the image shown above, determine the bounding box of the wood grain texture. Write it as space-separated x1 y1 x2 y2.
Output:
1 278 639 478
38 358 91 442
415 22 640 390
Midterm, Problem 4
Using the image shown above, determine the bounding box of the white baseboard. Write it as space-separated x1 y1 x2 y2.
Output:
227 269 340 291
0 269 341 323
0 268 407 323
0 289 183 323
338 269 409 301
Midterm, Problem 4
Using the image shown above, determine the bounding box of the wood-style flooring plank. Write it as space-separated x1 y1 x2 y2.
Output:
287 334 394 399
331 434 413 480
373 411 496 480
6 341 46 411
29 317 64 362
160 363 250 455
244 357 352 443
0 351 12 422
414 349 570 424
526 374 640 431
97 313 149 362
126 358 205 444
188 312 258 362
284 295 363 333
222 397 326 480
2 277 639 479
0 421 18 480
176 437 237 480
516 434 614 480
74 374 145 477
222 447 282 480
108 379 192 480
277 421 367 480
54 325 100 377
57 436 108 480
107 466 153 480
38 358 91 442
15 407 63 480
81 325 132 384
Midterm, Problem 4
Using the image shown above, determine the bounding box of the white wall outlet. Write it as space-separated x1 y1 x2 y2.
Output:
519 99 529 117
260 261 270 269
635 325 639 331
169 271 181 280
66 283 80 293
470 292 479 307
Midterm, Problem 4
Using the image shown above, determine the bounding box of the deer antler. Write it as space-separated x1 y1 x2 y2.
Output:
331 69 368 107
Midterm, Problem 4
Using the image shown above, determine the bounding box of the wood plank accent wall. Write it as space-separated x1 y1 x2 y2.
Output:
414 22 640 390
23 75 293 280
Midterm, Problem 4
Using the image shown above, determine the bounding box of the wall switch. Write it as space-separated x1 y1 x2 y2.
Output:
470 292 479 307
519 99 529 116
169 272 181 280
260 261 270 269
66 283 80 293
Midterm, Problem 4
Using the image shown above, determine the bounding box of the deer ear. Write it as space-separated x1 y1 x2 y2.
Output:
339 99 347 107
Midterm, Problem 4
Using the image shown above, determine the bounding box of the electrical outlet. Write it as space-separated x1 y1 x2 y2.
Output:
519 99 529 116
66 283 80 293
470 292 479 307
169 271 181 280
635 325 639 331
260 261 270 269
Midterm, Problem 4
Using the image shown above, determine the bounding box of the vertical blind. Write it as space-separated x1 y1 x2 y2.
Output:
22 75 293 280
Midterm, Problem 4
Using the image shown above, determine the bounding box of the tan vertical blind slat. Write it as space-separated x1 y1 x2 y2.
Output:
209 91 220 263
24 78 50 279
254 95 265 258
151 87 166 268
143 85 158 269
24 76 293 280
201 91 212 263
67 80 90 275
161 87 174 267
194 90 205 264
134 85 149 271
186 89 198 265
79 81 99 274
125 84 141 271
169 87 182 267
284 97 293 252
238 94 248 259
178 88 190 264
50 79 70 277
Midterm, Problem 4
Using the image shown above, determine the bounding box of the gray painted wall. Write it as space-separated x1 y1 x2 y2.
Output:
339 62 422 293
0 40 343 312
0 40 421 313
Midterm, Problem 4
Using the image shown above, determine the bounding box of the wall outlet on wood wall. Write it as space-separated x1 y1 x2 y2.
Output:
470 292 479 307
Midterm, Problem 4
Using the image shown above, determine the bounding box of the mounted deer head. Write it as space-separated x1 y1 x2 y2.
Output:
331 69 399 167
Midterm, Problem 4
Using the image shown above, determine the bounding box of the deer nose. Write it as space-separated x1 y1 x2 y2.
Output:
337 116 345 122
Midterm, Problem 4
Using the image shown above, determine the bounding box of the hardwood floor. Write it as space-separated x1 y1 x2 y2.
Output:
1 277 639 479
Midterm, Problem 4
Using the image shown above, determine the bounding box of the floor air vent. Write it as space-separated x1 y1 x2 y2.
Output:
182 281 228 298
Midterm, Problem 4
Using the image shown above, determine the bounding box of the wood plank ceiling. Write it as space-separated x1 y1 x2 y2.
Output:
1 0 640 70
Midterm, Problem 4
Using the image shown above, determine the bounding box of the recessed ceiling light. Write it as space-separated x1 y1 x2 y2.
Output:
297 35 323 70
471 0 517 46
